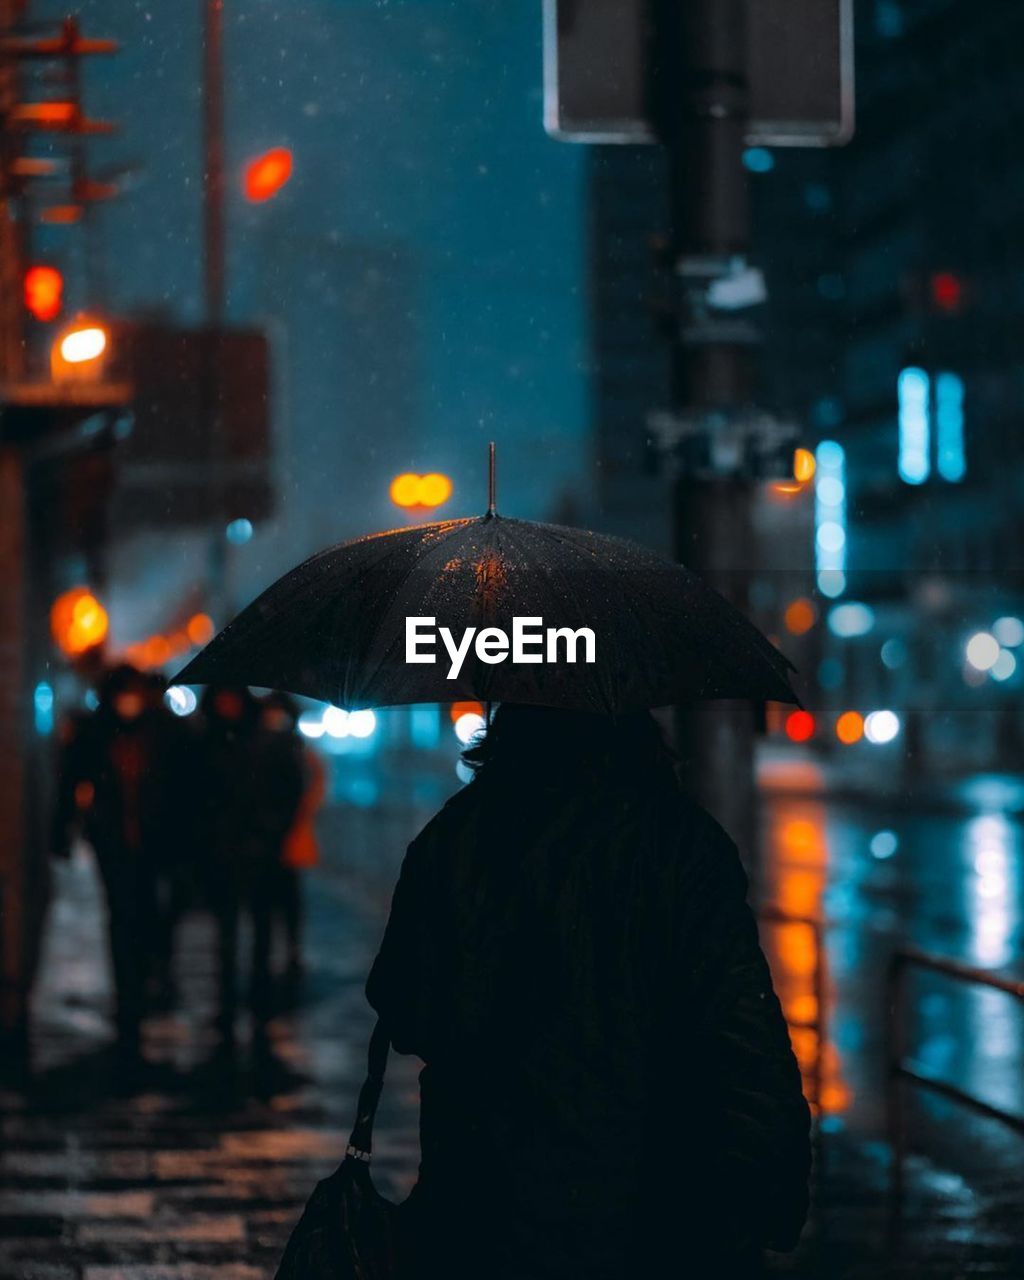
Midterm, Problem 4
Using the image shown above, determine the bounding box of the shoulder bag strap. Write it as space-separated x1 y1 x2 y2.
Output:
345 1018 390 1163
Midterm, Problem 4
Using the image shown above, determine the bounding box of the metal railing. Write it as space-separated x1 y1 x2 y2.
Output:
758 905 827 1114
885 946 1024 1199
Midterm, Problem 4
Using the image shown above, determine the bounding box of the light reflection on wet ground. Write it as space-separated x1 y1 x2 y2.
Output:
759 760 1024 1276
760 761 1024 1136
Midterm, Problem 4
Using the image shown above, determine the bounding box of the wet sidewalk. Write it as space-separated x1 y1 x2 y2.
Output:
1 788 1022 1278
0 828 423 1280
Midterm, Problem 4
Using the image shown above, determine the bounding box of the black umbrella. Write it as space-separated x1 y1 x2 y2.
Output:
177 480 798 715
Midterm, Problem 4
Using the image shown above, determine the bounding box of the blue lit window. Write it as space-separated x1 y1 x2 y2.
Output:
815 440 847 598
897 367 930 484
935 371 965 482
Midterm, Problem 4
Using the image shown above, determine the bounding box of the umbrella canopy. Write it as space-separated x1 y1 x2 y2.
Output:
176 514 799 714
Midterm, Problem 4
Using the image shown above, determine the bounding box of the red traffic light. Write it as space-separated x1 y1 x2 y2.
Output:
785 710 816 743
930 271 963 314
24 264 63 321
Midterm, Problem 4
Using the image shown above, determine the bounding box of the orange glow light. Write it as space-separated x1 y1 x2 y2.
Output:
60 325 106 363
783 597 816 636
390 472 454 510
768 481 805 500
40 205 83 226
780 818 823 860
763 797 851 1116
18 100 76 126
186 613 215 646
793 447 816 483
243 147 293 203
24 264 63 322
450 700 485 723
50 587 109 656
419 473 454 507
148 636 171 665
785 710 816 743
52 316 110 381
835 710 864 744
390 473 422 508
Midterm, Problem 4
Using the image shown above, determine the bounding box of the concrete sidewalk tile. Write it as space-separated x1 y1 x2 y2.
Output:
77 1215 246 1245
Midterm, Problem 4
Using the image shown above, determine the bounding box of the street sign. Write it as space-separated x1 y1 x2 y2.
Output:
543 0 653 143
112 324 274 529
544 0 854 147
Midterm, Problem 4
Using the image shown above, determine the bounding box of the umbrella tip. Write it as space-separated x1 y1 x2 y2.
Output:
487 440 496 516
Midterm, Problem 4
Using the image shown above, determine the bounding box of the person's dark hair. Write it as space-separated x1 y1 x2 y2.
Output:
462 703 675 780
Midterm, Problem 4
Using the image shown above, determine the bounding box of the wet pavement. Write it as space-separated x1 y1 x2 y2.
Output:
757 756 1024 1277
1 757 1023 1278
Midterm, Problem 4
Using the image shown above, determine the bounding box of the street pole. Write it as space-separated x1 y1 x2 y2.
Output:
0 1 126 1054
0 0 26 383
0 0 29 1051
202 0 228 613
657 0 760 862
203 0 225 326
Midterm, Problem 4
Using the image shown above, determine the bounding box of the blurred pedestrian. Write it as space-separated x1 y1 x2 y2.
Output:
52 664 185 1059
201 686 303 1045
260 692 325 981
140 671 194 1008
367 705 811 1280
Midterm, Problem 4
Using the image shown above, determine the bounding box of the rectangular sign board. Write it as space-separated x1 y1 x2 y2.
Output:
112 324 274 529
544 0 854 147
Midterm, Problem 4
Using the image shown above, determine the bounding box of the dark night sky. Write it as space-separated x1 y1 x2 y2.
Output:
37 0 590 636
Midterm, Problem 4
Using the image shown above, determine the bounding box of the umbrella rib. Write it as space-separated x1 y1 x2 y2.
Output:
536 523 722 700
517 522 625 712
546 522 791 701
340 519 473 705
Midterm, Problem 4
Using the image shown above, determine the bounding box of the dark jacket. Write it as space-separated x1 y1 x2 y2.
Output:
367 757 811 1279
53 707 191 866
199 717 302 869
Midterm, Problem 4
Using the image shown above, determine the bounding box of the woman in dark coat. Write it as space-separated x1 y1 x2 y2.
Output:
367 704 811 1279
52 664 190 1055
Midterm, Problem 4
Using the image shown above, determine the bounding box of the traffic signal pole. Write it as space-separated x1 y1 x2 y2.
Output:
656 0 760 860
